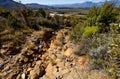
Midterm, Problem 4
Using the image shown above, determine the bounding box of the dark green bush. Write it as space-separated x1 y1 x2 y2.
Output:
86 1 118 32
36 8 46 18
70 23 85 41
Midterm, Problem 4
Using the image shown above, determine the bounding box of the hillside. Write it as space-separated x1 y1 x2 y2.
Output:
0 1 120 79
0 0 22 9
26 3 53 9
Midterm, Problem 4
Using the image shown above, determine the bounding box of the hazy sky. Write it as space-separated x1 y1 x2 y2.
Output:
14 0 105 5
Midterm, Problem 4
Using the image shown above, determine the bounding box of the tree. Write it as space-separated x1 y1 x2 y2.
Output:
26 9 34 16
36 8 46 18
86 5 100 26
86 0 118 32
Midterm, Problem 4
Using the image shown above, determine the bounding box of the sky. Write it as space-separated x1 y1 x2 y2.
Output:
14 0 105 5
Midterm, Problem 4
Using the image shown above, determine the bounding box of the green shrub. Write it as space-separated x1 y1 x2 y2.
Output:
26 9 35 17
86 1 118 32
70 23 85 41
38 17 58 29
81 34 120 78
70 15 86 27
83 26 99 38
110 23 120 33
36 8 46 18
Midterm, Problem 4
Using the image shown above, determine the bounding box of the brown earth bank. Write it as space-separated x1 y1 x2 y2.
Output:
0 28 114 79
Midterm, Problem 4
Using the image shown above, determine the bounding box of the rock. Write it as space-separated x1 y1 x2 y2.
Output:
0 60 4 69
27 50 34 55
50 42 56 48
46 63 56 79
34 38 41 45
51 54 57 60
77 56 88 68
21 73 26 79
23 57 29 63
39 45 43 49
7 73 14 79
30 70 39 79
56 54 63 60
57 47 62 51
55 59 62 63
54 40 63 47
27 67 32 73
33 46 39 50
3 66 10 72
0 49 7 54
64 48 73 57
39 75 46 79
60 68 70 75
16 74 21 79
29 61 45 79
0 63 4 69
2 45 9 48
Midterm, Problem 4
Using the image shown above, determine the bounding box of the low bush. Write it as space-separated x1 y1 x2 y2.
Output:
82 26 99 38
70 23 85 41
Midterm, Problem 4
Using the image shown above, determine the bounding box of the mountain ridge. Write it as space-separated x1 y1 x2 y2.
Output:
0 0 120 9
26 1 104 8
0 0 23 9
26 3 53 9
26 1 120 8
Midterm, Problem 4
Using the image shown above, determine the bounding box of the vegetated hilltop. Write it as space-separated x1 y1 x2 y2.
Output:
0 0 120 79
26 3 53 10
0 0 52 10
0 0 23 9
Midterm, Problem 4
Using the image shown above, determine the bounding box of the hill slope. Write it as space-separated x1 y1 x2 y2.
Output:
0 0 22 9
26 3 53 9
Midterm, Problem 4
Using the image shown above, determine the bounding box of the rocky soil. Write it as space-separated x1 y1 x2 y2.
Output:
0 28 114 79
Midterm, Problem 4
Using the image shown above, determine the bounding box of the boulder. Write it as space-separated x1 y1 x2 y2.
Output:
29 61 45 79
64 48 73 57
46 63 56 79
21 73 26 79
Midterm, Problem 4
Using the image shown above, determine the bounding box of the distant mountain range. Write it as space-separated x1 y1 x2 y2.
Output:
0 0 120 9
25 1 120 8
49 1 120 8
51 1 104 8
26 0 120 8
